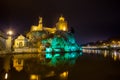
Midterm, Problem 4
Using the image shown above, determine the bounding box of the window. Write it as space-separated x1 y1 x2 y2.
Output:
19 42 23 47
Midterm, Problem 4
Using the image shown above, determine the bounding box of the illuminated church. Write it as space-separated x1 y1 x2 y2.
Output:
30 16 68 33
13 16 81 52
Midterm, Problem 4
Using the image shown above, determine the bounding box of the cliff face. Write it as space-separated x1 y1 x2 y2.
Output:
25 16 81 52
27 30 80 52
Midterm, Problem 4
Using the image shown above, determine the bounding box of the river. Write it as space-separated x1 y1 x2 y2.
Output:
0 50 120 80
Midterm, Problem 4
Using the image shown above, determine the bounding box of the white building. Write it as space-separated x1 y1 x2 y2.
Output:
14 35 28 48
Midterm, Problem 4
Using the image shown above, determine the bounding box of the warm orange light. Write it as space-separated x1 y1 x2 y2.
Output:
60 71 68 78
30 74 38 80
59 16 65 21
63 27 66 31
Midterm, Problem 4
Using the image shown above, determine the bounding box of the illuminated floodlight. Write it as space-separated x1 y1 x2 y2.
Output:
46 48 52 52
46 53 52 59
7 30 13 36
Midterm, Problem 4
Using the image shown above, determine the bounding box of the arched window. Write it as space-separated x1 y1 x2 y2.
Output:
19 42 23 47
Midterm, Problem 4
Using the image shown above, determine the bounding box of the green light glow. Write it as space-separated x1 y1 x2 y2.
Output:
27 27 81 52
45 53 52 59
54 54 60 57
47 52 82 66
46 48 52 52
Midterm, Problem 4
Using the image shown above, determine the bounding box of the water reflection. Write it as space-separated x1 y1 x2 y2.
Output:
5 72 8 79
13 58 24 72
0 52 81 80
3 56 11 72
60 71 68 80
82 49 120 61
1 51 120 80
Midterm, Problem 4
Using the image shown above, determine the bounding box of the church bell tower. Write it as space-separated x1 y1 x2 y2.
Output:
56 16 68 31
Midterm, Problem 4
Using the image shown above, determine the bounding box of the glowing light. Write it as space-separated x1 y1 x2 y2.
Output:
46 48 52 52
60 71 68 79
59 16 65 21
5 73 8 79
54 48 61 52
79 52 82 56
33 27 37 31
46 53 52 58
70 53 76 58
71 46 77 51
113 55 117 61
13 59 24 71
79 47 83 51
63 27 66 31
113 51 117 61
7 30 13 36
20 16 81 53
30 74 39 80
103 50 107 57
54 54 60 57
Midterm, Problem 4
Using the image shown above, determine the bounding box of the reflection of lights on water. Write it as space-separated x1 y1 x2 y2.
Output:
70 53 76 58
13 58 24 71
113 51 117 61
30 74 39 80
54 54 60 57
82 49 91 53
111 50 120 61
46 71 55 77
114 51 117 56
94 50 97 53
5 73 8 79
97 50 101 53
83 49 120 61
82 49 101 54
46 53 52 59
103 50 107 57
113 56 117 61
119 54 120 60
60 71 68 79
79 52 82 56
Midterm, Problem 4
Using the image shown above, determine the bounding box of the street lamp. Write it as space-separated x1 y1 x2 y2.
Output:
6 30 14 52
7 30 13 36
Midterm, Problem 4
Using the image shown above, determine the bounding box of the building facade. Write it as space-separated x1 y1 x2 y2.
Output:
13 16 80 53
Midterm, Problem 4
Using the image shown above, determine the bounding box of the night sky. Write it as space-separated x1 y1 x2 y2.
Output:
0 0 120 44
